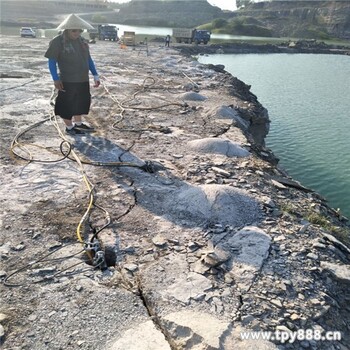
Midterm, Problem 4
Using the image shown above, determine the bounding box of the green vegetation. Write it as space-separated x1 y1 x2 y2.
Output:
91 14 107 23
122 18 175 27
116 0 224 28
291 26 331 40
306 212 332 227
280 202 299 217
306 211 350 247
211 18 228 29
279 203 350 247
201 16 273 37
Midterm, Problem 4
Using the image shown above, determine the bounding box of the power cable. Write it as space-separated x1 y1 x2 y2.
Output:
3 242 85 287
7 72 184 285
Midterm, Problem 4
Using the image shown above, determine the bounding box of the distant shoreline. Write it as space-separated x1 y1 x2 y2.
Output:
1 24 349 56
174 41 350 57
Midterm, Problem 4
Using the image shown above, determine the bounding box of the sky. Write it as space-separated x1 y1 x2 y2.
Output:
208 0 237 11
109 0 237 11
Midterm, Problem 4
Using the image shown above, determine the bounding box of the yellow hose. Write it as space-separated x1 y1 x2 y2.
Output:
50 113 95 260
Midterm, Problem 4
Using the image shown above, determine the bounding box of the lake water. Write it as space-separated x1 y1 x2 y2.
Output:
198 53 350 217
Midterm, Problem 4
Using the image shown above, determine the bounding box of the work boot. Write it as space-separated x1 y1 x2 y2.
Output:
65 126 86 135
74 122 95 132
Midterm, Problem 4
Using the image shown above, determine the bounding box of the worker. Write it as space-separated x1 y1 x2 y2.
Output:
44 14 100 135
165 34 171 47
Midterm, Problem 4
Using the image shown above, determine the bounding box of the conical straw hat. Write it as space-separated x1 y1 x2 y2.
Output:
57 14 94 30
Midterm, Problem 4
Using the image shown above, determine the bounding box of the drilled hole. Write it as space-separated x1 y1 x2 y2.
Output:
81 246 116 268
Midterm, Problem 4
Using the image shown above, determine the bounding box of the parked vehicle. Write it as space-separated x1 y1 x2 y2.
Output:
172 28 211 44
87 28 98 40
121 31 136 46
20 27 36 38
97 25 118 41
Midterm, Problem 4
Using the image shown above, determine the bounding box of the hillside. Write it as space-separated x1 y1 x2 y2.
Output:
86 0 350 40
1 0 349 40
0 0 228 28
231 1 350 39
0 0 110 27
86 0 229 28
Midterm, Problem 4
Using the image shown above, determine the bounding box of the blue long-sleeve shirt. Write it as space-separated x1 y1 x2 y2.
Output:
48 56 98 81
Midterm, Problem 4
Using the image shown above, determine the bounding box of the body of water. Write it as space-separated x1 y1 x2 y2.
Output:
198 53 350 217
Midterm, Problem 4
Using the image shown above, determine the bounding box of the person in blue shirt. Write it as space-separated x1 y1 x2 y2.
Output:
45 14 100 135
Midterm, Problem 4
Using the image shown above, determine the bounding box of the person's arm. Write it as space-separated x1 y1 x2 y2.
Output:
48 59 59 80
89 56 100 87
48 59 64 91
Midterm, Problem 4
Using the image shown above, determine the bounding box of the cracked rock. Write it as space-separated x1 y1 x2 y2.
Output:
108 320 171 350
187 137 250 158
223 226 271 292
163 272 212 304
320 261 350 284
163 310 230 350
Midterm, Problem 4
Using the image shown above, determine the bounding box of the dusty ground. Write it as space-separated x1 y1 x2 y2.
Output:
0 35 350 350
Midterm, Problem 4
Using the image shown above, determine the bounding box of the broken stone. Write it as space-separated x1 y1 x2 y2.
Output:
175 184 260 226
241 314 255 325
191 259 211 274
202 247 231 267
290 313 300 321
262 196 275 207
0 325 4 341
312 242 326 249
163 272 212 304
12 244 25 251
320 261 350 284
276 325 292 333
181 92 207 101
152 235 167 248
168 238 179 245
123 263 139 273
313 305 331 320
270 299 283 308
172 154 184 159
28 314 37 322
223 226 271 292
163 311 230 349
307 253 319 260
188 241 200 251
271 179 288 189
211 166 231 177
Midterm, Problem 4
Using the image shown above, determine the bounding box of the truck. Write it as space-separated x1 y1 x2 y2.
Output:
121 31 136 46
172 28 211 45
97 25 118 41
